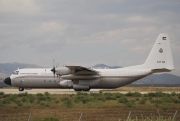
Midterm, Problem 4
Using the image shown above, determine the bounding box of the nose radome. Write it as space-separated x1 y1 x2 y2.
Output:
4 77 11 86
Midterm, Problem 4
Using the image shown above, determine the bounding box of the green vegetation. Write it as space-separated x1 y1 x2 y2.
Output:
0 91 179 108
0 91 179 121
61 97 72 107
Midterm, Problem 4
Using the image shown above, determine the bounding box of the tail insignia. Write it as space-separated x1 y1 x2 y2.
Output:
162 37 166 40
159 48 163 53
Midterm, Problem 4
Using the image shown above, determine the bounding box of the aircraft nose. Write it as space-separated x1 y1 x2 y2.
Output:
4 77 11 86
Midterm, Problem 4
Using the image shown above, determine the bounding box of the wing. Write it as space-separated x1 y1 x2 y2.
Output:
65 66 98 74
61 66 99 80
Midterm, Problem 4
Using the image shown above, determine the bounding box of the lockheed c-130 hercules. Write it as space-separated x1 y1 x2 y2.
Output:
4 33 174 91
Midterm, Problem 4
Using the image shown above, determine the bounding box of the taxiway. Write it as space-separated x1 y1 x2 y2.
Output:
0 88 179 94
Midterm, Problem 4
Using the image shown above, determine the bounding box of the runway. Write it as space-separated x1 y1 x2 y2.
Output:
0 88 180 94
0 89 101 94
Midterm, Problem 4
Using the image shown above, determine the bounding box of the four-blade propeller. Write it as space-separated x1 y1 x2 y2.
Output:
51 59 56 80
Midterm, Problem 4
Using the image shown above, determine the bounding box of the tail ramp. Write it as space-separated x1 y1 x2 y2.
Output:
143 33 174 72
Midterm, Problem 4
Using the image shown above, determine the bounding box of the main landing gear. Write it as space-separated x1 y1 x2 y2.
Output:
19 87 24 91
74 89 90 92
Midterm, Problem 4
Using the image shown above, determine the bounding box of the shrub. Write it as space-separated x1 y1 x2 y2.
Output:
161 105 168 110
2 94 10 98
46 103 50 107
27 94 34 99
172 98 180 103
114 93 124 98
0 102 2 107
82 98 91 104
62 97 72 107
90 92 102 98
97 95 106 102
38 96 46 101
125 92 141 97
37 100 40 104
18 92 28 97
1 100 7 105
2 98 11 104
104 93 116 100
125 92 133 96
90 93 96 97
118 97 128 103
55 100 60 104
46 96 52 101
171 92 177 96
27 94 35 103
21 97 27 102
77 92 88 96
144 94 148 97
44 92 50 96
132 92 141 97
155 92 166 97
125 100 135 107
36 93 43 97
148 92 165 97
135 98 139 101
29 99 34 103
151 99 162 106
0 92 4 95
161 97 172 103
8 95 17 102
139 98 146 104
40 102 46 106
16 101 23 106
149 97 152 100
75 94 92 104
69 94 74 97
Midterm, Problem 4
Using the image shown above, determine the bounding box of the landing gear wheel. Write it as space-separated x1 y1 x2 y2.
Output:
19 87 24 91
74 89 82 91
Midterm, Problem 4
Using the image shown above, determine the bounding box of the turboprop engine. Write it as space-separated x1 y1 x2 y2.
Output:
51 67 73 76
59 80 90 91
59 80 73 88
56 67 73 75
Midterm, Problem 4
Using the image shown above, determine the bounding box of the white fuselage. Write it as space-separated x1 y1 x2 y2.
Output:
10 67 152 89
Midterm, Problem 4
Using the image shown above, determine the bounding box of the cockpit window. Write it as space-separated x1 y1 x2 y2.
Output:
13 71 19 75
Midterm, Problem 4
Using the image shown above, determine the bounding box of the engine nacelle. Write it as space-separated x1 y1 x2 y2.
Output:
55 67 72 75
59 80 73 88
73 84 90 91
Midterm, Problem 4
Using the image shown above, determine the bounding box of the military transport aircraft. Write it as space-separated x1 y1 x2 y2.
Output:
4 33 174 91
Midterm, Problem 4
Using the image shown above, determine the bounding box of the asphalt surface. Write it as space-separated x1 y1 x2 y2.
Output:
0 88 180 94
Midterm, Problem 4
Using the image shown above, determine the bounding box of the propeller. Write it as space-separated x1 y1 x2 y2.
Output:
51 59 56 80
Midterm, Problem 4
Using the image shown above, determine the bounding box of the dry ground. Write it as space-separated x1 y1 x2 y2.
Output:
0 106 179 121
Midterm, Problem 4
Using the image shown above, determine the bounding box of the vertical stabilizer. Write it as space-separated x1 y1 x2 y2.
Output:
143 33 174 71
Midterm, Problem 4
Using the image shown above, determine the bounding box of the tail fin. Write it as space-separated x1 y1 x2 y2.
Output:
143 33 174 72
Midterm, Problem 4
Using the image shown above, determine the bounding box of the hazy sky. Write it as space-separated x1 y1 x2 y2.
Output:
0 0 180 76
